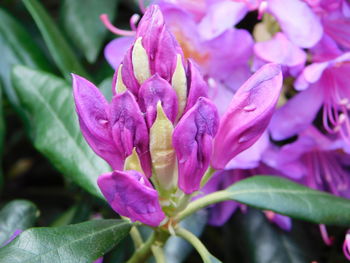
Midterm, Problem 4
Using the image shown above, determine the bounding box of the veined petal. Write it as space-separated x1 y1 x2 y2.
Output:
197 1 248 40
184 60 208 113
173 97 219 194
110 91 151 176
97 170 165 227
121 46 140 95
269 85 324 140
254 32 306 68
72 74 123 170
138 74 178 127
212 63 282 169
267 0 323 48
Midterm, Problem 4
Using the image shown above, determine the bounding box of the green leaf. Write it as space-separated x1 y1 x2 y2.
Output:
61 0 118 63
12 65 110 197
22 0 88 79
0 86 4 189
177 176 350 226
0 219 131 262
0 200 39 245
0 8 52 106
227 209 322 263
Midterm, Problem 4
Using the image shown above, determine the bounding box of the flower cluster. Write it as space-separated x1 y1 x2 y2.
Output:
73 5 282 227
100 0 350 252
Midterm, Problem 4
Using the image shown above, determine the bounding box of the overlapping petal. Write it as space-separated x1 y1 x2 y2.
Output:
98 170 165 226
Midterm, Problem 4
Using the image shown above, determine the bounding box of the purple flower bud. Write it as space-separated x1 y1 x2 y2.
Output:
109 91 152 177
211 63 282 169
136 5 183 82
138 74 178 127
97 170 165 227
184 59 208 114
72 74 124 170
173 97 219 194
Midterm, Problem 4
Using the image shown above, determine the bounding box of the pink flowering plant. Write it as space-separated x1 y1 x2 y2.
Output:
1 0 350 262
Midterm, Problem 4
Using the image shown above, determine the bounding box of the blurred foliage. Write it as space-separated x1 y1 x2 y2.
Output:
0 1 348 262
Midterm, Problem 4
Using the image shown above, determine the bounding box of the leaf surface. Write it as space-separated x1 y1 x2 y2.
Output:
12 65 110 197
0 219 131 263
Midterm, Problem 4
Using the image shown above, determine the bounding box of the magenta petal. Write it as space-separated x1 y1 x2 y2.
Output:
109 91 151 176
323 12 350 49
268 0 323 48
98 170 165 227
72 74 123 170
226 132 269 170
212 63 283 169
121 46 140 95
254 32 306 68
173 97 219 194
184 60 208 113
204 28 253 83
197 1 248 40
104 36 135 69
269 85 324 141
138 74 178 127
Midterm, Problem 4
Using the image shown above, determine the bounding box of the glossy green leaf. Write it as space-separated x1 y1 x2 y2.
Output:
0 8 52 106
23 0 88 79
61 0 118 63
12 65 110 197
178 176 350 226
0 86 4 189
0 200 39 245
228 210 322 263
0 219 131 262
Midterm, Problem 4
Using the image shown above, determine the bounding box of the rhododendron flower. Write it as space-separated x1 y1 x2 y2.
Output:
265 126 350 197
270 52 350 143
73 5 282 226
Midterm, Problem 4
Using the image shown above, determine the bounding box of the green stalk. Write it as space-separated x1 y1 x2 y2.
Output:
175 227 220 263
175 190 230 222
130 226 144 249
126 230 170 263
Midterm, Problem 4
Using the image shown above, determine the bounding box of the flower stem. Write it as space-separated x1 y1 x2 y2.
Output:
130 226 144 249
175 227 218 263
126 230 170 263
151 244 166 263
126 232 155 263
175 190 230 222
